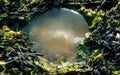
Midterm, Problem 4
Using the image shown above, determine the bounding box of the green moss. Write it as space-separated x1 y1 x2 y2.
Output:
89 16 102 29
0 0 119 74
0 61 6 73
78 7 98 27
77 42 86 58
30 0 39 5
6 46 14 51
112 71 120 75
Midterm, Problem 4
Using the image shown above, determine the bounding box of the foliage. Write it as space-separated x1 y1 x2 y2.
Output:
0 26 50 74
0 0 120 75
0 0 52 29
77 1 120 75
0 26 92 75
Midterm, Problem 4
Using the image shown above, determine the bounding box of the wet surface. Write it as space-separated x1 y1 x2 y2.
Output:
23 8 88 63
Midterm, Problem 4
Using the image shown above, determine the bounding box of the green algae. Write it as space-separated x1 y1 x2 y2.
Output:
0 0 119 75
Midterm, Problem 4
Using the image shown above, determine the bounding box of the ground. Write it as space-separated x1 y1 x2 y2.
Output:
0 0 120 75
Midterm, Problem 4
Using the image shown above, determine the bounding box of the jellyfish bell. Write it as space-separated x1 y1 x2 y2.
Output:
22 8 89 63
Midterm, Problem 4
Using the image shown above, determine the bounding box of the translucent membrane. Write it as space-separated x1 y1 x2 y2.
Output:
23 8 88 63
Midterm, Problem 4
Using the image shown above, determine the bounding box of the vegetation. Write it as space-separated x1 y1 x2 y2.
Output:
77 1 120 75
0 0 120 75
